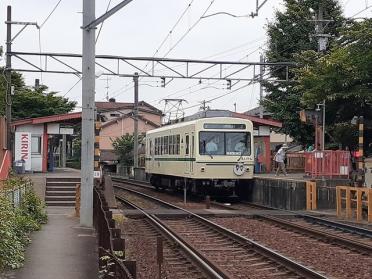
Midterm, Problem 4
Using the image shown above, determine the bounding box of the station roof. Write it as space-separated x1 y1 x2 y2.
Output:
232 112 282 128
12 112 82 127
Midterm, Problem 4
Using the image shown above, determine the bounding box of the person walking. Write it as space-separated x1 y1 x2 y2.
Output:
274 144 288 176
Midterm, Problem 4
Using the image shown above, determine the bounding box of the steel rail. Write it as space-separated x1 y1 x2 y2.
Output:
115 194 227 279
112 177 372 238
257 215 372 255
114 184 327 279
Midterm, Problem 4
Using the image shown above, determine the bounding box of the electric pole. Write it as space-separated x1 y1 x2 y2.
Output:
259 54 264 119
133 73 139 169
81 0 96 227
6 6 12 150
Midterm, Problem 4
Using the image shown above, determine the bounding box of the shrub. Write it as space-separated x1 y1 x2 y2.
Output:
19 188 48 225
0 178 48 271
0 195 25 270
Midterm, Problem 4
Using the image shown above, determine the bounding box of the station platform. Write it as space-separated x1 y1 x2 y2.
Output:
2 207 98 279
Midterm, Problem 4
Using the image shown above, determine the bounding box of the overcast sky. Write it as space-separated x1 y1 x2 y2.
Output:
0 0 370 116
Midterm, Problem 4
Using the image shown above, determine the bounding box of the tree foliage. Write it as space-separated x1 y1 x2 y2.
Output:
263 0 344 143
112 134 145 166
295 19 372 150
0 68 76 120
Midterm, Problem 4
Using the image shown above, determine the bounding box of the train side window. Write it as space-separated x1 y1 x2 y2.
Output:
169 136 173 155
161 137 163 155
185 135 189 155
176 135 180 154
164 136 169 155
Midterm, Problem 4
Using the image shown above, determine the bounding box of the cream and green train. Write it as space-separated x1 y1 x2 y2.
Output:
145 117 254 195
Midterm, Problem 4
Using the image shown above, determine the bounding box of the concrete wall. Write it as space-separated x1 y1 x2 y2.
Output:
242 177 350 210
243 178 307 210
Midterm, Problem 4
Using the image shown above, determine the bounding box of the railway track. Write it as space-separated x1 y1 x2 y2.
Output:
115 184 327 279
112 176 372 240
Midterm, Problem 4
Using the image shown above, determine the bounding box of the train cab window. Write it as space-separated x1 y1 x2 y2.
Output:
199 132 251 156
185 135 189 155
225 132 251 156
199 132 224 155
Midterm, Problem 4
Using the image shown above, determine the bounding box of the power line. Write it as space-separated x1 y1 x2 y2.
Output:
39 0 63 29
63 77 82 97
162 0 216 58
350 5 372 18
96 0 112 43
151 0 195 58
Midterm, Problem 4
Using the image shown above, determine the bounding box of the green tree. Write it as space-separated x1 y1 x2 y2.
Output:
263 0 344 143
112 134 135 166
0 68 76 119
112 133 145 166
296 19 372 150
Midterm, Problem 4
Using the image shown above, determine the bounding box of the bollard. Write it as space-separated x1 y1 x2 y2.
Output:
205 195 211 209
157 237 163 279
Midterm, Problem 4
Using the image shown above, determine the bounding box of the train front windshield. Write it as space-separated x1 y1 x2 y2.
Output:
199 132 251 156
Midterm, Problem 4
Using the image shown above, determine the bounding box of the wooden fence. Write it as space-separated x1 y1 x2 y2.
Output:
336 186 372 222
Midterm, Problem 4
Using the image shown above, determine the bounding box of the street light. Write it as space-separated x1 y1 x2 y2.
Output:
316 100 326 151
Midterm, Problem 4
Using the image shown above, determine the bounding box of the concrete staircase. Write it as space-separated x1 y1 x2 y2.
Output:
45 177 80 206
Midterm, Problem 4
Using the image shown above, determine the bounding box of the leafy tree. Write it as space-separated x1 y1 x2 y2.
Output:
296 19 372 150
263 0 344 143
112 133 145 166
0 68 76 119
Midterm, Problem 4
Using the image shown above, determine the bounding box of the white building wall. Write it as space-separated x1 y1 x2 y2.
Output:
16 124 44 172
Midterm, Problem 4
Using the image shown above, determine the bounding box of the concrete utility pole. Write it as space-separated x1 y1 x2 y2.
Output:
133 73 139 169
81 0 96 227
316 4 327 151
259 54 264 119
6 6 12 150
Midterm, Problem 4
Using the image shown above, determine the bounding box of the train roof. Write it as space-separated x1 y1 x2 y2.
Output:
146 117 253 135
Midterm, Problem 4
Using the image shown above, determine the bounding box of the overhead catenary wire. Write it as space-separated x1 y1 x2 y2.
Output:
161 0 216 58
39 0 63 29
350 4 372 18
96 0 113 44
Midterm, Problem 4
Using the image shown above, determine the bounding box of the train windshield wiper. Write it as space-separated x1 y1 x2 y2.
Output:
207 151 213 159
237 147 246 161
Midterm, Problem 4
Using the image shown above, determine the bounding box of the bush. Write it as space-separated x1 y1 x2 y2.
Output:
0 195 25 270
19 189 48 225
0 179 47 271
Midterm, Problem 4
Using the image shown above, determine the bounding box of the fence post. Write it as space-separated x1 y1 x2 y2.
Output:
356 189 362 222
345 188 351 219
336 187 342 218
306 181 317 210
157 237 163 279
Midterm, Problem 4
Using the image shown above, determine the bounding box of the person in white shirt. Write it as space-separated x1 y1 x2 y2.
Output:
206 138 218 153
274 144 288 176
